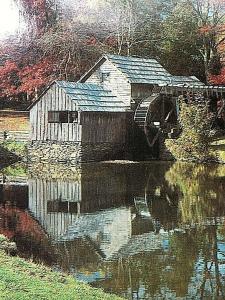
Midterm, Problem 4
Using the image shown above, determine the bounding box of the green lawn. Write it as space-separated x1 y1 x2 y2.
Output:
0 250 123 300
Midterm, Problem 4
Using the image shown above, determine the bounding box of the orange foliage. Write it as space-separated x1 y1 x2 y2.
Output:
209 67 225 85
18 57 56 95
0 205 47 242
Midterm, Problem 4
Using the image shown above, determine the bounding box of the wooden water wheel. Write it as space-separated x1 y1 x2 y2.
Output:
134 90 177 148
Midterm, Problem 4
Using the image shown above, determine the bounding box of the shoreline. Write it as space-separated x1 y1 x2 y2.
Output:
0 236 123 300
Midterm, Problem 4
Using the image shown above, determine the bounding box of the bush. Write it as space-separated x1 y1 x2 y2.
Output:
0 141 27 157
166 102 213 162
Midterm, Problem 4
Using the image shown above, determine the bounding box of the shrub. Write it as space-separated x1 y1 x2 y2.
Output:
166 102 213 162
0 140 27 157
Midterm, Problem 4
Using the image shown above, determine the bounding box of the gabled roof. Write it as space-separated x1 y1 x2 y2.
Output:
57 81 126 112
106 54 172 85
80 54 204 86
171 75 204 87
29 81 126 112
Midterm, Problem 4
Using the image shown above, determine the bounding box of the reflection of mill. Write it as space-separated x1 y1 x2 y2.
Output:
133 169 164 234
27 163 174 260
28 177 161 260
4 161 225 256
1 162 225 299
5 161 225 262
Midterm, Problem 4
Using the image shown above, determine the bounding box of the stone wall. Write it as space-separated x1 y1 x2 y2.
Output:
27 141 126 164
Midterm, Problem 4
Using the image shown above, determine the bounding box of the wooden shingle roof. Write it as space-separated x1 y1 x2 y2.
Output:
29 81 127 112
80 54 204 87
171 75 204 87
106 54 203 86
56 81 126 112
107 54 172 85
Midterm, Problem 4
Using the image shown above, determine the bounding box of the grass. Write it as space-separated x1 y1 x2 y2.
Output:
0 163 27 177
0 141 27 157
0 250 123 300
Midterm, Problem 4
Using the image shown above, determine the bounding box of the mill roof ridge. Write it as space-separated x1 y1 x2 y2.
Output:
79 53 203 86
105 54 160 64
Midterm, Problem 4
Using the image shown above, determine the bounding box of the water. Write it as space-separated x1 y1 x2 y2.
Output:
0 161 225 299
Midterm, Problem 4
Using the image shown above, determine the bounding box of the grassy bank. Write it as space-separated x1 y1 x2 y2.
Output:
0 140 27 156
0 250 123 300
0 141 28 163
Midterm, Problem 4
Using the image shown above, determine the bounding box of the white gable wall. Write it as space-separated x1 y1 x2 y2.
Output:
84 59 131 108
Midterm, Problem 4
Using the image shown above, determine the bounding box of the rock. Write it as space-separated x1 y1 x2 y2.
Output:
0 235 17 256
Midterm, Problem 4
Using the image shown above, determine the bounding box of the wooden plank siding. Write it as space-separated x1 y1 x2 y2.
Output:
81 112 127 144
85 60 132 108
30 83 82 142
131 84 154 102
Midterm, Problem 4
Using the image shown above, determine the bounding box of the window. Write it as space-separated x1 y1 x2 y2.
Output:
48 111 60 123
69 111 78 123
48 111 78 123
101 72 110 83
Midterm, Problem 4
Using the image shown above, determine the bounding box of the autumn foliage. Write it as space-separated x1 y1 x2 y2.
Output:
0 0 224 108
209 67 225 84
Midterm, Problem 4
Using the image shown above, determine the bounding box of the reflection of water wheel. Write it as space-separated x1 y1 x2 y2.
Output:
134 90 177 148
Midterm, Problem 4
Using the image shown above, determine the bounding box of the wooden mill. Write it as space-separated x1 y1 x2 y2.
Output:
29 54 225 162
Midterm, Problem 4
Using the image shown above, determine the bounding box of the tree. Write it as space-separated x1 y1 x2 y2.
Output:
1 0 224 107
209 66 225 84
14 0 58 35
189 0 225 80
0 60 19 99
105 0 167 57
166 101 213 161
161 1 205 80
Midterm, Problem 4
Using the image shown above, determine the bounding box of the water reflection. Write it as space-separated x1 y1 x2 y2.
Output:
0 161 225 299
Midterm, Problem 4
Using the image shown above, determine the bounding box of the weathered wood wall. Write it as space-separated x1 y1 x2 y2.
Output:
81 112 127 144
85 60 131 107
30 82 128 145
30 83 82 142
131 84 154 102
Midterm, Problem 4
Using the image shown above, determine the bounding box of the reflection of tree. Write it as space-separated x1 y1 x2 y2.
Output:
93 251 166 299
0 203 56 265
165 162 225 298
165 162 225 224
166 230 200 298
197 224 225 299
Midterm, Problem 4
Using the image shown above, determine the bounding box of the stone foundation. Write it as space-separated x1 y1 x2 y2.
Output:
27 141 126 164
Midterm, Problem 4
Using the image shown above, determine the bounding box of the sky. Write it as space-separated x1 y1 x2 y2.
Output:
0 0 24 39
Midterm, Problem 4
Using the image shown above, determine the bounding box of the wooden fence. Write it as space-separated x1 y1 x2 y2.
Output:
0 130 30 142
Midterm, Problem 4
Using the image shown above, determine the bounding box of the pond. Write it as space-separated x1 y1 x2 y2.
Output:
0 161 225 299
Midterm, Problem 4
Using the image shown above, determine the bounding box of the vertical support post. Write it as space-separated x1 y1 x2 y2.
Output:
162 94 165 126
